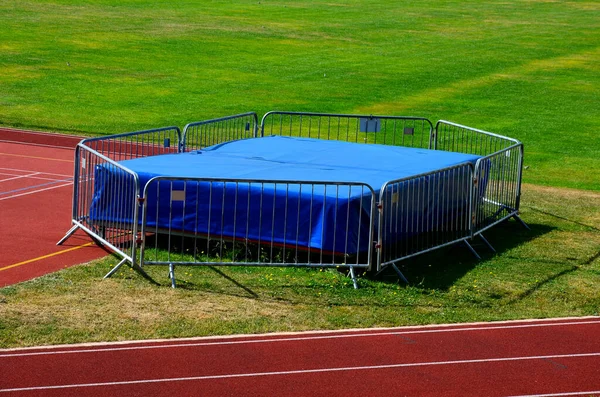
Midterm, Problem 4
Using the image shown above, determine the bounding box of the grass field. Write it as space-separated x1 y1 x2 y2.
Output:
1 0 598 189
1 185 598 347
0 0 598 347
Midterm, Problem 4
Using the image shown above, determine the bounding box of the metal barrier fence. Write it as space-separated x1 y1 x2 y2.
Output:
139 177 376 288
433 121 525 238
58 112 526 288
182 113 259 152
377 163 474 272
261 111 434 148
80 126 182 161
473 144 525 236
57 127 182 277
434 120 519 156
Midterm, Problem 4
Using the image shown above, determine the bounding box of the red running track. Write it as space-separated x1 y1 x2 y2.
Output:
1 317 599 396
0 129 106 287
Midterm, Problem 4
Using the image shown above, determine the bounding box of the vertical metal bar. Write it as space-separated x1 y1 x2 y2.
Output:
233 181 240 262
193 181 200 262
258 183 264 262
245 182 252 263
219 181 226 261
271 183 277 263
206 182 212 258
282 184 289 263
319 185 326 265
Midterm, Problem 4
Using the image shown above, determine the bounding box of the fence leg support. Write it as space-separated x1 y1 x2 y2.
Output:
104 258 128 279
349 266 359 290
513 214 530 230
104 259 156 285
169 264 177 288
391 263 409 284
478 234 496 253
131 263 157 284
464 240 481 260
56 225 80 246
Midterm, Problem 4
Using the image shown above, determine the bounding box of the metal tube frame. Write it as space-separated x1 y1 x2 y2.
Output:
58 112 526 288
138 176 376 288
58 126 182 280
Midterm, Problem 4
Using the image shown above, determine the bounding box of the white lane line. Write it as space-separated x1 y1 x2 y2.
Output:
0 167 71 178
0 182 72 201
0 172 40 183
2 352 599 393
507 391 600 397
2 319 600 358
0 172 72 183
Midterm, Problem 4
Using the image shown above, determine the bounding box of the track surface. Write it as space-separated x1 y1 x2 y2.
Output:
2 129 599 396
1 317 599 396
0 129 106 287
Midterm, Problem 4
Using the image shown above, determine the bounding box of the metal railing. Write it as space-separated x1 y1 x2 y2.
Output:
182 112 259 152
58 112 526 288
377 162 475 271
57 143 142 275
57 126 182 276
433 121 524 236
261 111 434 148
81 126 182 161
139 177 376 287
473 143 524 235
434 120 519 156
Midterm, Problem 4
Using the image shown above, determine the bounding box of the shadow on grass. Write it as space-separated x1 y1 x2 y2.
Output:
511 248 600 302
374 219 555 291
137 218 555 295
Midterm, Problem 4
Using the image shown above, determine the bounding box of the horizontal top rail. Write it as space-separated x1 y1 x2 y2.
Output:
183 112 259 131
80 126 182 144
76 142 141 177
261 111 433 123
142 176 378 197
379 161 476 196
181 112 259 152
260 111 434 148
435 120 520 145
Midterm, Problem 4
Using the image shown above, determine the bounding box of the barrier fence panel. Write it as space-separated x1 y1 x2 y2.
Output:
377 163 474 271
182 112 259 152
81 126 182 161
59 126 182 273
434 120 519 156
261 111 433 148
473 143 524 235
139 177 376 286
62 144 141 266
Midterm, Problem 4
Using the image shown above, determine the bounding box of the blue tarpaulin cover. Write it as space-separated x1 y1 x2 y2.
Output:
90 136 482 253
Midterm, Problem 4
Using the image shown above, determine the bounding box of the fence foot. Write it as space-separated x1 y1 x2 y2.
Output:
104 258 128 279
104 259 156 285
512 214 530 230
464 240 481 260
169 264 177 288
349 266 359 289
56 225 80 246
132 263 157 284
478 234 496 253
391 264 409 284
374 263 408 284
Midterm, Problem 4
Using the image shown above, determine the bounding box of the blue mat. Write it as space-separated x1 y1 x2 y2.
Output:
90 136 482 253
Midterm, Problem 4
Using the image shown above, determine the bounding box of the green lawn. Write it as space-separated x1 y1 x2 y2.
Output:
0 1 599 348
1 0 598 189
1 185 598 347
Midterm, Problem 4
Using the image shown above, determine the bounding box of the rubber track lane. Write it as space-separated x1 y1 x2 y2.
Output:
0 138 105 286
1 317 599 396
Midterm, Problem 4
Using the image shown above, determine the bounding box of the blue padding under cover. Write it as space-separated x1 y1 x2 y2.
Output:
90 136 482 254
